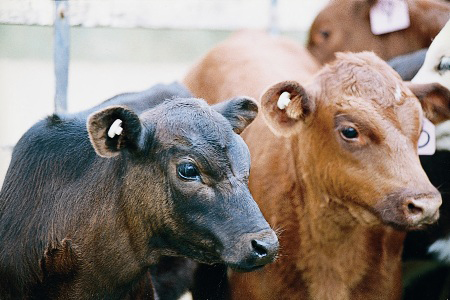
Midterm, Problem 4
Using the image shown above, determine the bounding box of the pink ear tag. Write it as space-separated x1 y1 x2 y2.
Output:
370 0 410 35
418 118 436 156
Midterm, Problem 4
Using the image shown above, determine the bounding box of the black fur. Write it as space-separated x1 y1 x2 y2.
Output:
0 82 272 299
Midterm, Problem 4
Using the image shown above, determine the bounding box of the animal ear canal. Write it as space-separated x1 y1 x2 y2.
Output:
261 81 315 137
406 82 450 124
87 105 143 158
41 238 79 277
212 96 259 134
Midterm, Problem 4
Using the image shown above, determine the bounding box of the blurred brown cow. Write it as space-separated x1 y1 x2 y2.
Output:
308 0 450 65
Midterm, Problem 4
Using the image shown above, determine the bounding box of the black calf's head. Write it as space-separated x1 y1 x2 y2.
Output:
87 97 278 271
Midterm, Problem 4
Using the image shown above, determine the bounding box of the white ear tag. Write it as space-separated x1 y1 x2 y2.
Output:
370 0 410 35
277 92 291 110
418 118 436 155
108 119 123 138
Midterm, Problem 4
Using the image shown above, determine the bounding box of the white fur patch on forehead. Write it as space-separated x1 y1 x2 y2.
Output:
394 84 402 102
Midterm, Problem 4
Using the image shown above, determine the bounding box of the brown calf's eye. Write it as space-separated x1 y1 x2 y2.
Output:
341 127 359 140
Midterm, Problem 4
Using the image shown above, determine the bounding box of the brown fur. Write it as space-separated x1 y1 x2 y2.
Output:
183 31 450 299
308 0 450 64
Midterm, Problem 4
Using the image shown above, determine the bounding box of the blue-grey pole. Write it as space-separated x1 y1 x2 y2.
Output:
269 0 279 35
54 0 70 114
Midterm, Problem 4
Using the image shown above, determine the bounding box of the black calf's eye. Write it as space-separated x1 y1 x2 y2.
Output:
340 127 359 140
177 163 200 181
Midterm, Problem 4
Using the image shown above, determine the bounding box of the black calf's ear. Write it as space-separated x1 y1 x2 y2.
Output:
41 238 79 277
213 96 258 134
87 106 142 157
405 82 450 124
261 80 315 137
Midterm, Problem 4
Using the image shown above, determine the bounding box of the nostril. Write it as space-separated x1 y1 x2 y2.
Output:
407 202 423 215
400 195 441 227
251 239 268 258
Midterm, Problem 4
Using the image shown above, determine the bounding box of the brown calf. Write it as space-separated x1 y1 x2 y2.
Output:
308 0 450 65
184 31 450 299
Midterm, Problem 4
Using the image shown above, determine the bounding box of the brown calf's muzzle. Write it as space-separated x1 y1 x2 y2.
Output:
402 191 441 229
378 188 442 230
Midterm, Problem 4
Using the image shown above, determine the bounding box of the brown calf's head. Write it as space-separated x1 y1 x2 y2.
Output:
87 97 279 271
307 0 450 64
262 52 450 230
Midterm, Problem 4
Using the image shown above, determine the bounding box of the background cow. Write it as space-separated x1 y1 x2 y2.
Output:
184 30 450 299
307 0 450 65
0 82 279 299
399 21 450 299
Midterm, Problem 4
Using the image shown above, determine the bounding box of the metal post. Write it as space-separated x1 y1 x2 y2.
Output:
269 0 279 35
54 0 70 114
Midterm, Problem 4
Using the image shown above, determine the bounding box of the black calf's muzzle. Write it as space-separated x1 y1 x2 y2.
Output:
223 229 279 272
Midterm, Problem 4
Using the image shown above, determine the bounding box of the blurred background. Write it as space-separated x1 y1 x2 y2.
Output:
0 0 328 185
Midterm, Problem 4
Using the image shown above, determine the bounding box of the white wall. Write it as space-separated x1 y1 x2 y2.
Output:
0 0 328 185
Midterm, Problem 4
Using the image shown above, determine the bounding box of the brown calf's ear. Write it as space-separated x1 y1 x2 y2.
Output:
87 105 142 158
261 81 315 137
212 96 259 134
406 82 450 124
